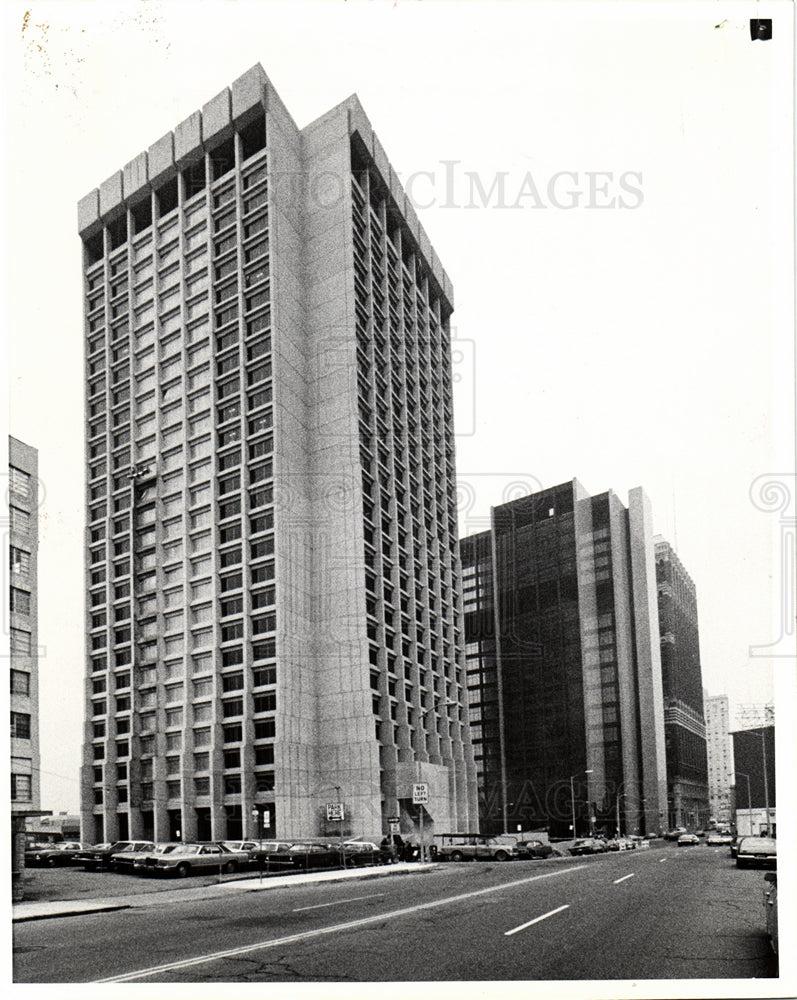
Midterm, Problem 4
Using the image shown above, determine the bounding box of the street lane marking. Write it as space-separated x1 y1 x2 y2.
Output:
92 865 587 982
659 858 667 862
293 893 384 912
504 904 569 936
613 873 635 884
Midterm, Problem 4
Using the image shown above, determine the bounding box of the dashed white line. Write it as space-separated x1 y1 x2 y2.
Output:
504 904 570 937
659 858 667 862
93 864 587 982
613 873 635 884
293 893 384 912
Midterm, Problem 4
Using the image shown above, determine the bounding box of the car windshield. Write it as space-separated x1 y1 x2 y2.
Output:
161 844 198 855
90 843 112 850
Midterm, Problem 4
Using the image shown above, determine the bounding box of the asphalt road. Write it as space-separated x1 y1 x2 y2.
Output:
14 844 777 984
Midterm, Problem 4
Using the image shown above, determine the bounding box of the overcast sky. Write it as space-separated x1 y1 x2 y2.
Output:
3 0 793 815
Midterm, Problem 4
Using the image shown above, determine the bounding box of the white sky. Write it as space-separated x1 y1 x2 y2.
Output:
2 0 794 820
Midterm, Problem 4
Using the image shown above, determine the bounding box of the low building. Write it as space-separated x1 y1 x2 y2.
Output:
9 436 45 900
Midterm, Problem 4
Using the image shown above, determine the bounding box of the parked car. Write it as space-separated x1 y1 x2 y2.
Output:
569 838 605 856
78 841 156 871
763 872 778 954
112 842 180 872
706 831 733 845
515 839 554 860
436 834 520 862
663 828 687 841
615 838 636 851
341 841 391 866
24 841 87 867
677 833 700 847
222 841 260 864
136 842 250 877
269 842 344 870
736 836 777 869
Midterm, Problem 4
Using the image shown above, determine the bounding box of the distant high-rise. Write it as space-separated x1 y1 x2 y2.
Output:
78 64 477 845
654 537 709 829
703 692 733 825
9 436 41 899
460 480 668 838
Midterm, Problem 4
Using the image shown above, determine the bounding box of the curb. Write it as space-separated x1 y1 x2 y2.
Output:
14 903 131 923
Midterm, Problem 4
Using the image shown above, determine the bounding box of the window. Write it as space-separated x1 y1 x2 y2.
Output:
194 727 211 746
194 751 209 770
9 466 31 497
10 588 31 615
11 711 31 739
10 669 30 695
253 665 276 687
222 698 243 718
222 672 244 692
223 747 241 769
254 718 275 740
223 723 243 743
194 777 210 795
254 692 276 714
11 774 32 801
254 745 274 766
10 629 32 654
10 507 30 535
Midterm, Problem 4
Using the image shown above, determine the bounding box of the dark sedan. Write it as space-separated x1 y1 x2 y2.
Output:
736 836 777 869
269 842 343 871
516 839 554 860
24 841 87 867
78 840 156 871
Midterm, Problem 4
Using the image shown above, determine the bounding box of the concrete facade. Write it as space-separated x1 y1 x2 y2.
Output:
704 692 734 824
9 436 41 900
461 480 668 838
78 64 476 847
654 537 710 830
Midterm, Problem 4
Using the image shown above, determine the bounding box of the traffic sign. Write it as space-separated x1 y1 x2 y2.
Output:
412 783 429 805
326 802 345 822
388 819 400 834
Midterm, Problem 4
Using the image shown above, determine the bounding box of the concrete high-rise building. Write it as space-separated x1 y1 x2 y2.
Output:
654 538 709 829
78 64 477 846
460 480 668 838
704 692 733 825
9 436 42 899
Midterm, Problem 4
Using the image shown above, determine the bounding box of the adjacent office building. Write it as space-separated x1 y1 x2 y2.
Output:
461 480 668 838
731 724 776 836
654 538 709 829
9 436 42 899
704 692 733 825
78 65 477 845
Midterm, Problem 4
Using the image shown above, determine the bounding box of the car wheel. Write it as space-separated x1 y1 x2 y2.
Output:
176 863 190 878
494 850 510 862
222 861 237 874
46 856 57 867
450 850 464 863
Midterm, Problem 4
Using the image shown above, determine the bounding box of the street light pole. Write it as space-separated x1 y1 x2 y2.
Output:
251 807 262 884
569 769 593 839
735 771 752 835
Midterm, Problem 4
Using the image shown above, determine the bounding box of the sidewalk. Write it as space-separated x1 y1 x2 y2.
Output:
12 862 433 923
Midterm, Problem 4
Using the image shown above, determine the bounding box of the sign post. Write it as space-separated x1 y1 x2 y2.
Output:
413 783 429 862
327 796 345 866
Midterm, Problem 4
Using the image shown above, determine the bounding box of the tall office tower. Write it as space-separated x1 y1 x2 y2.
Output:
9 436 41 899
704 692 733 825
78 64 477 845
654 537 709 829
460 480 668 838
